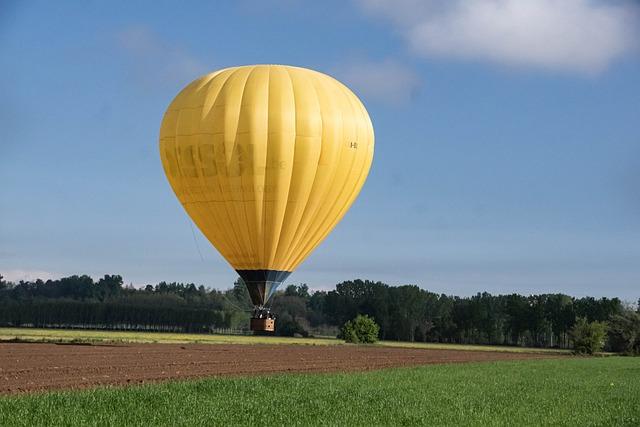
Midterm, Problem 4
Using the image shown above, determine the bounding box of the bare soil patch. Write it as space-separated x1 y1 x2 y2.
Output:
0 342 554 394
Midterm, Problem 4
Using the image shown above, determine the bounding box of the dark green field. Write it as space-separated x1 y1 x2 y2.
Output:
1 357 637 426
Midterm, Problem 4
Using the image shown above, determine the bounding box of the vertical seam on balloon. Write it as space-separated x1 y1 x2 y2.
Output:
288 77 363 269
235 65 261 268
267 66 297 269
173 94 216 248
293 92 367 267
283 73 349 270
172 87 215 258
261 68 277 269
302 144 371 269
272 68 322 269
210 68 251 268
279 71 326 270
160 111 197 250
259 66 271 269
193 70 246 263
222 67 257 268
291 91 373 268
183 73 226 244
197 69 247 263
182 76 228 257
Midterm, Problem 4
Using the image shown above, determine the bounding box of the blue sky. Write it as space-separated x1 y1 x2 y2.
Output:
1 1 639 299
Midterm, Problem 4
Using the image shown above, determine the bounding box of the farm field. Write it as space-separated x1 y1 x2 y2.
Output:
0 327 569 354
0 357 637 426
0 342 554 394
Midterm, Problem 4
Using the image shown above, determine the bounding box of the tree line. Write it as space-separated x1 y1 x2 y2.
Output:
276 280 636 351
1 274 637 351
0 274 250 333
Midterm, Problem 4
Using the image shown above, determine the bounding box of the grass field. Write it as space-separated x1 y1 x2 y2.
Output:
376 340 569 354
0 327 569 354
0 357 637 426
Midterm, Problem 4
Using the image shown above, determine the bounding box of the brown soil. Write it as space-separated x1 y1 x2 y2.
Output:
0 342 553 395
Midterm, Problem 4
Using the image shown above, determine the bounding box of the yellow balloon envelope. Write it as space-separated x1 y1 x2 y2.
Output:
159 65 374 308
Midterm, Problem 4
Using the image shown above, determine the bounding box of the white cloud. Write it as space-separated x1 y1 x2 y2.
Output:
334 58 421 105
358 0 640 74
117 26 208 86
1 269 59 282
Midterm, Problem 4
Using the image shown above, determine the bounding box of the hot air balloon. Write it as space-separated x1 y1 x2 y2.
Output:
159 65 374 332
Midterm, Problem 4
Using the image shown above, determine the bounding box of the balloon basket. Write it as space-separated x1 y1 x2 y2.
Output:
250 317 275 332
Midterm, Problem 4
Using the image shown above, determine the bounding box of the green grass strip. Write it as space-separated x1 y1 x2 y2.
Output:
0 358 637 426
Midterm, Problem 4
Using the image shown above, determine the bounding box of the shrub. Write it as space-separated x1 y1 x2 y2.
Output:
570 317 607 355
607 311 640 355
340 315 380 344
275 313 308 337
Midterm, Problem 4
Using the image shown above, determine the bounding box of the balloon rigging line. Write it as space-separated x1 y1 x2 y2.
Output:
187 220 252 312
222 293 253 313
188 220 205 262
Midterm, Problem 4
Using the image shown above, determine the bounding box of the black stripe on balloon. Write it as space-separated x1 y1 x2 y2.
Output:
236 269 291 283
236 269 292 307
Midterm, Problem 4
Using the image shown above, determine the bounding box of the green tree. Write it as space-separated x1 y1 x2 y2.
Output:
608 311 640 355
340 314 380 344
284 284 310 299
96 275 123 300
570 317 608 355
275 312 308 337
271 293 308 337
307 291 327 327
388 285 425 342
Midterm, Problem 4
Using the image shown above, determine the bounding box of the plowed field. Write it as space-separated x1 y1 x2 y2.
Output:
0 342 554 394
